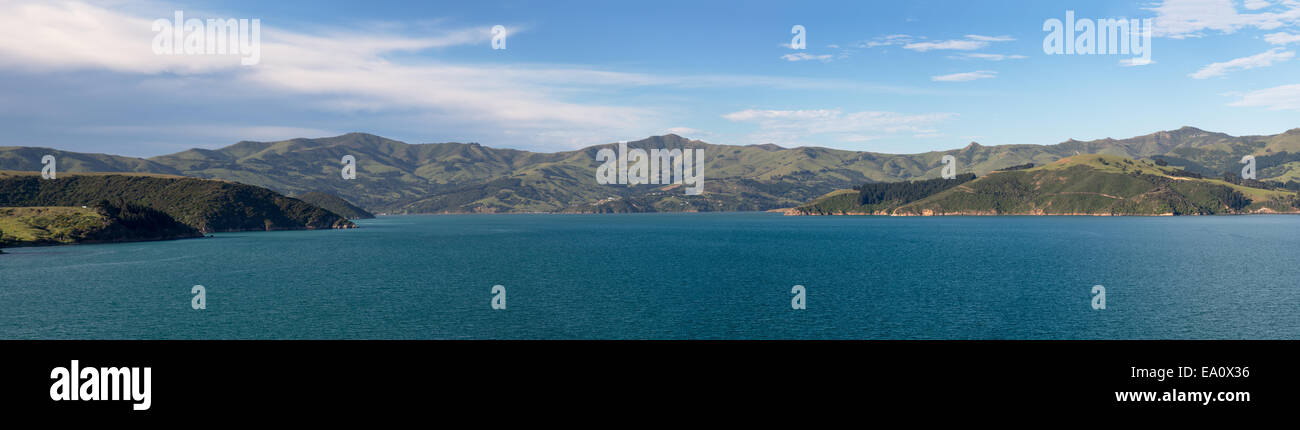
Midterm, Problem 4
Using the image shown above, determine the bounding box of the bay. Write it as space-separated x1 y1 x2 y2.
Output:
1 213 1297 339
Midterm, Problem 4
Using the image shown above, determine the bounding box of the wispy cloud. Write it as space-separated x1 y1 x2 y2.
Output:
663 127 713 139
931 71 998 82
904 35 1015 52
781 52 832 62
0 0 955 151
1246 0 1273 10
1119 58 1157 66
722 108 957 145
858 34 914 48
1228 83 1300 109
1190 48 1294 78
1265 31 1300 44
963 35 1015 42
76 124 339 144
1150 0 1300 39
949 53 1027 61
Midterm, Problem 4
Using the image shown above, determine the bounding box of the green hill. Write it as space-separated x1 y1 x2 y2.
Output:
793 155 1300 216
5 126 1300 214
0 203 201 247
295 191 374 219
0 171 355 233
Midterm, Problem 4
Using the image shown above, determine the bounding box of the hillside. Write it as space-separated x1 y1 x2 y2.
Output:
0 203 202 247
0 171 355 232
295 192 374 219
4 126 1300 213
792 155 1300 216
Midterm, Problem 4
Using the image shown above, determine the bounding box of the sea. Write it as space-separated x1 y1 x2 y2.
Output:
2 213 1297 339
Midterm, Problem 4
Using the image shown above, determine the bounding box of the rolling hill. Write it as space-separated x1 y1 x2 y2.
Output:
0 203 201 247
0 171 356 234
792 154 1300 216
4 126 1300 213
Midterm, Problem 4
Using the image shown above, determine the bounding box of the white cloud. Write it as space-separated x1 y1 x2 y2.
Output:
963 35 1016 42
77 124 339 142
859 34 914 48
1245 0 1272 10
0 0 663 151
722 108 957 145
1189 48 1294 78
951 53 1027 61
931 71 998 82
1150 0 1300 39
903 34 1014 52
1265 31 1300 43
905 39 988 52
663 127 714 139
1228 83 1300 109
781 52 832 62
0 0 955 150
1119 58 1157 66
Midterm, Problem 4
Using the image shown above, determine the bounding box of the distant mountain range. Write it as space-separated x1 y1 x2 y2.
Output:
793 154 1300 216
4 126 1300 213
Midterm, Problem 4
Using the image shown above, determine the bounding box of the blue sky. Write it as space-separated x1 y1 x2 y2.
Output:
1 0 1300 157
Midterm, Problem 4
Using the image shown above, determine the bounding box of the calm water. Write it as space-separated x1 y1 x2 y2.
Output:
1 213 1298 339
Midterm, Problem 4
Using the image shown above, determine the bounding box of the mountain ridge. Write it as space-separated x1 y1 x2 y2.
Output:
4 126 1300 213
792 154 1300 216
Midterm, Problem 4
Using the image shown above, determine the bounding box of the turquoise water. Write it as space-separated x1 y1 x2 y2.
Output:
1 213 1298 339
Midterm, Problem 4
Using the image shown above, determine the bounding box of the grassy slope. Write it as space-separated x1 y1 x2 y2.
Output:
796 155 1299 216
0 206 105 244
0 205 202 247
0 171 354 232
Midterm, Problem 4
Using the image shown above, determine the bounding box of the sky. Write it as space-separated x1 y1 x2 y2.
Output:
1 0 1300 157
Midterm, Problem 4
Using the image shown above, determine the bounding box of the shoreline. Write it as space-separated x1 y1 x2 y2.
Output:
369 209 1300 217
0 224 357 250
